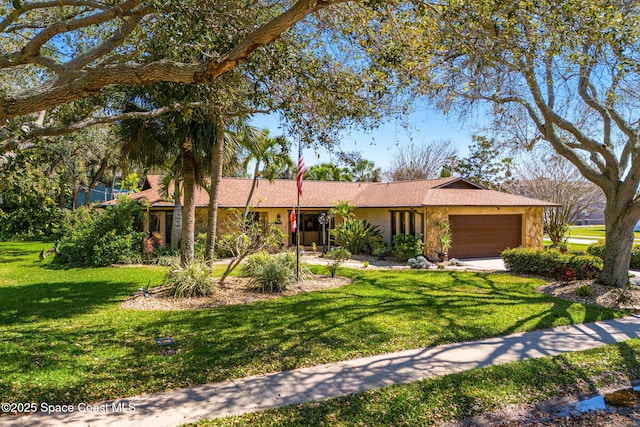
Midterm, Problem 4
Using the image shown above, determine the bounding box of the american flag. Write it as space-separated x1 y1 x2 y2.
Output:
296 148 306 197
290 210 297 233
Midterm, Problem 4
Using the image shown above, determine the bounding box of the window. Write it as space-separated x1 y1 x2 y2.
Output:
390 210 423 238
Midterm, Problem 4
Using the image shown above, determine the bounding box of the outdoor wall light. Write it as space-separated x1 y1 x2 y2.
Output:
275 214 282 224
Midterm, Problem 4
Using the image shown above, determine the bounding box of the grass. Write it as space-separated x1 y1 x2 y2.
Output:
0 241 627 407
543 239 590 253
191 339 640 426
569 225 640 241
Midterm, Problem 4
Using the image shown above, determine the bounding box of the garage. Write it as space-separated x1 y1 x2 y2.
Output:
448 214 522 259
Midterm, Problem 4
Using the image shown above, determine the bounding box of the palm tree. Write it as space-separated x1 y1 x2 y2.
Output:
305 163 354 181
159 161 183 249
120 106 212 265
237 127 293 220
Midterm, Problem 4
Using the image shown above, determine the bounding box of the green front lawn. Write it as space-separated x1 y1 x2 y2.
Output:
543 239 590 253
569 225 640 241
0 242 626 406
568 225 608 239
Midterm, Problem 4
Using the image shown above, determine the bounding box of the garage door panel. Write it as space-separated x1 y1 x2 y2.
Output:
448 214 521 259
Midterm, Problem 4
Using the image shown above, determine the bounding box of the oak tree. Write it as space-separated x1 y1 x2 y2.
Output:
418 0 640 286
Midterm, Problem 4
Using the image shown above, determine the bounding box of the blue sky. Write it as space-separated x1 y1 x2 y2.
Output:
251 105 483 172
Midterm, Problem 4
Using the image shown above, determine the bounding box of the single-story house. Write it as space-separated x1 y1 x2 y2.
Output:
128 175 557 259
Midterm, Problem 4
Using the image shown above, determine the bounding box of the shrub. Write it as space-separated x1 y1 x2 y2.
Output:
501 247 602 279
242 251 309 292
557 266 577 282
330 218 382 255
586 241 605 259
576 284 592 297
368 235 389 259
393 234 425 261
588 241 640 270
167 260 217 298
150 246 180 266
569 255 604 279
59 198 145 266
324 247 352 277
408 256 432 269
241 251 272 278
215 233 241 258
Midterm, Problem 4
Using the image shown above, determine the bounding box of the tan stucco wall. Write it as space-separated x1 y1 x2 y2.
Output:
152 205 546 255
196 207 290 239
354 208 393 243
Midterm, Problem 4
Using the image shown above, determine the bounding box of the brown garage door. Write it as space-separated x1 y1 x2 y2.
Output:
448 214 522 259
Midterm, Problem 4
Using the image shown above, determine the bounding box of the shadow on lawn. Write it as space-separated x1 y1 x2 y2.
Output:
0 280 135 325
0 247 35 264
0 267 627 411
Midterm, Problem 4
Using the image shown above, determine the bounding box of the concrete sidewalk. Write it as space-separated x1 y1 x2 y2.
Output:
3 316 640 427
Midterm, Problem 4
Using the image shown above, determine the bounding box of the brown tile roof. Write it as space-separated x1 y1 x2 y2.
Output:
128 175 557 208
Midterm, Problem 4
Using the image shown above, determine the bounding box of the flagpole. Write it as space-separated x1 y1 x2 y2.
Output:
296 141 301 282
295 141 306 283
296 182 300 282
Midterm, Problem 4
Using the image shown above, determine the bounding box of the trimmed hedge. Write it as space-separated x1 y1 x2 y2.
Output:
501 247 602 279
587 241 640 270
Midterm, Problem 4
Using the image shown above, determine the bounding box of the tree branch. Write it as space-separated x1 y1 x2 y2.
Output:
0 0 111 33
0 104 202 154
0 0 343 122
12 0 143 66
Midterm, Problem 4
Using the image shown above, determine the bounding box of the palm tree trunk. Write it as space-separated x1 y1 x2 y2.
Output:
180 138 197 265
243 160 261 221
171 181 182 249
206 118 225 267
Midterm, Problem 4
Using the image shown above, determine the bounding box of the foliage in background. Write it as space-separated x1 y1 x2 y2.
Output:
502 248 603 280
59 198 145 266
452 136 514 191
242 251 310 292
507 152 604 247
304 163 354 181
392 233 425 261
330 218 382 255
324 247 352 277
0 150 67 239
120 173 141 193
385 140 457 181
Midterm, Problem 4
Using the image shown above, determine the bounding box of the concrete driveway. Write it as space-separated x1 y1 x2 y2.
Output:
456 257 506 271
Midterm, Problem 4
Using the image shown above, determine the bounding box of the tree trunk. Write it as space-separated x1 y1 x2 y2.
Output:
72 179 79 210
171 181 182 249
59 178 66 209
180 138 197 265
84 157 109 206
206 118 225 267
243 160 261 221
597 200 637 287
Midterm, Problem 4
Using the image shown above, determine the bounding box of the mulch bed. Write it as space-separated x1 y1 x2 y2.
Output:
537 280 640 312
121 275 351 311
